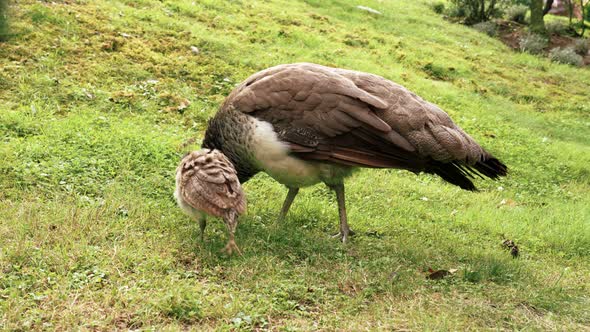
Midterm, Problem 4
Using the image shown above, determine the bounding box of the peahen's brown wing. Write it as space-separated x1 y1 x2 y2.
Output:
179 149 246 217
224 63 507 190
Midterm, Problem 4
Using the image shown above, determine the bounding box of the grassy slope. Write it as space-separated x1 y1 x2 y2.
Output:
1 0 589 330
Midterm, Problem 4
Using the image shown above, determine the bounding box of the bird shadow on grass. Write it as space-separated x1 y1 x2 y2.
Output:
185 214 345 263
173 210 528 288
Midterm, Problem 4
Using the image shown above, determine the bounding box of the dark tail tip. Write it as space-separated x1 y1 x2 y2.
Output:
428 156 507 191
428 161 478 191
475 157 508 179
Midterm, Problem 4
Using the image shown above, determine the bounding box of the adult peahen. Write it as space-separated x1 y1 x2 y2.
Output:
201 63 507 242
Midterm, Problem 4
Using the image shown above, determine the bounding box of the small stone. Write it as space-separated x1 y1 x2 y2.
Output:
190 46 200 54
356 5 382 15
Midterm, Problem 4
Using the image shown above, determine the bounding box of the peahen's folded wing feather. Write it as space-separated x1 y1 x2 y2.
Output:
224 63 507 189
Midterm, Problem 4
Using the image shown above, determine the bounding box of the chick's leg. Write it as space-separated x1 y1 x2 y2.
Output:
198 215 207 242
328 183 355 243
277 187 300 222
222 209 241 255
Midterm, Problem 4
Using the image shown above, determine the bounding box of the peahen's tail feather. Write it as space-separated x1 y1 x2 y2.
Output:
428 155 507 191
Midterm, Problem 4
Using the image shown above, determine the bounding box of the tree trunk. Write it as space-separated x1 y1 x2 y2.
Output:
480 0 486 22
530 0 546 34
566 0 573 25
579 0 586 37
543 0 554 16
0 0 8 42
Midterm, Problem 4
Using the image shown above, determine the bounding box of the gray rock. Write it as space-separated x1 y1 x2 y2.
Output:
356 5 381 15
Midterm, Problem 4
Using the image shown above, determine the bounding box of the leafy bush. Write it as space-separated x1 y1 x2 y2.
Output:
450 0 502 24
421 62 457 81
573 38 589 55
472 21 497 36
446 4 467 18
431 2 445 14
518 34 547 54
505 5 528 24
545 20 568 35
549 47 584 66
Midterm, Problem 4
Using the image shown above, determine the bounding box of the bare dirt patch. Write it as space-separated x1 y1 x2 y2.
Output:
495 20 590 65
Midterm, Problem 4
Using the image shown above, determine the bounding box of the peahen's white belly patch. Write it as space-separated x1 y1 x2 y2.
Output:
247 117 324 187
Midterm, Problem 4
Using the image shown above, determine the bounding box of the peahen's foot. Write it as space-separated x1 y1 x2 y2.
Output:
221 239 242 255
331 229 356 243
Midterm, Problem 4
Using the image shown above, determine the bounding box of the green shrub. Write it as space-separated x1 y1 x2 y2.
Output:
573 38 589 55
549 47 584 66
472 21 497 36
518 33 547 54
545 20 568 35
446 4 467 18
505 4 528 24
431 2 446 14
449 0 502 24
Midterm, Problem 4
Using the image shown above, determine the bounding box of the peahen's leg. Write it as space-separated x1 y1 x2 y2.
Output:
277 187 300 222
328 183 355 243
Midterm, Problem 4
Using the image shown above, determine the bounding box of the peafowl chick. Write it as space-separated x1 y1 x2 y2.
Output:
175 149 246 254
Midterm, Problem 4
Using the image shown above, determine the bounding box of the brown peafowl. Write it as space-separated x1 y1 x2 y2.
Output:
175 149 246 254
200 63 507 242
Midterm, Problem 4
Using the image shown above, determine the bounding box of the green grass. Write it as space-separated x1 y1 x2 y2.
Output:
1 0 589 330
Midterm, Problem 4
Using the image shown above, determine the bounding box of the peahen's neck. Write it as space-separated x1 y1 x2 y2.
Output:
202 109 260 183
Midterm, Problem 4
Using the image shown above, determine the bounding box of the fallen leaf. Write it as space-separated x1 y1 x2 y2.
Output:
497 198 517 207
510 245 520 258
177 99 190 112
426 269 452 280
502 239 516 248
502 239 520 258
